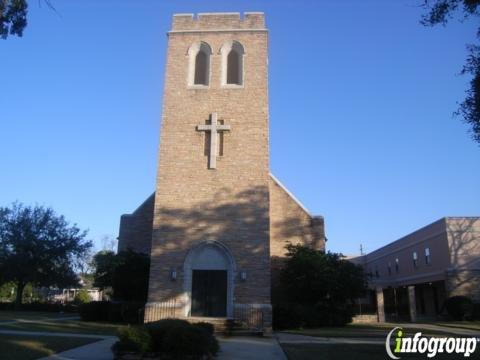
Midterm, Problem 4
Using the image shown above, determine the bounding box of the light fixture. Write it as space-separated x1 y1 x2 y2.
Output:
240 271 247 281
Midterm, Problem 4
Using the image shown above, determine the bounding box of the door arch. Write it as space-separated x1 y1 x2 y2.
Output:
183 241 236 317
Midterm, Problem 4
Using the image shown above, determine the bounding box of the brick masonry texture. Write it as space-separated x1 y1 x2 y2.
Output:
118 13 326 327
118 193 154 255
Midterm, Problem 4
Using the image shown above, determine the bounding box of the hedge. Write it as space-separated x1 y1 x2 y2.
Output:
112 319 219 359
0 301 77 313
445 296 474 320
79 301 144 323
273 302 353 329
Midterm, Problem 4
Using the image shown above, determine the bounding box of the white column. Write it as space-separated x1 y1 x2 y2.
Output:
376 287 385 322
408 285 417 323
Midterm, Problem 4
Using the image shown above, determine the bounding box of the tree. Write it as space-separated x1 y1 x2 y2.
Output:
92 250 117 291
92 249 150 303
74 289 91 304
273 244 367 328
421 0 480 144
1 0 58 39
281 244 367 305
0 282 16 302
0 0 28 39
0 203 92 307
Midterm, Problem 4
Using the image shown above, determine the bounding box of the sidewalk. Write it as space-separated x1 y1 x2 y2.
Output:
37 338 116 360
276 332 385 345
217 336 287 360
396 322 480 336
0 328 115 360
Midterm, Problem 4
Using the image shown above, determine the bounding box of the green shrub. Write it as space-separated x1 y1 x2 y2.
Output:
112 326 152 354
193 321 215 335
273 303 302 330
146 318 218 358
147 318 191 352
473 303 480 320
162 324 211 358
445 296 474 320
273 302 353 330
78 301 144 323
74 289 91 304
79 301 110 321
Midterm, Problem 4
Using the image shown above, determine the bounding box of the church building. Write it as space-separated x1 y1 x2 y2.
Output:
118 12 325 331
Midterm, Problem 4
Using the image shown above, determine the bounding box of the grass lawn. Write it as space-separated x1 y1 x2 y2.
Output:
0 310 76 322
283 322 467 338
0 318 126 335
434 321 480 332
281 343 480 360
0 334 101 360
0 310 126 335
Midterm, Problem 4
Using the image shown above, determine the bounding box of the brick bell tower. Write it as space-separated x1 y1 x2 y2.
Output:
145 13 272 329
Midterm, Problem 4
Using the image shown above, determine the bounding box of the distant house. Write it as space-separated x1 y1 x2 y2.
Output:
350 217 480 322
37 275 103 303
38 287 102 303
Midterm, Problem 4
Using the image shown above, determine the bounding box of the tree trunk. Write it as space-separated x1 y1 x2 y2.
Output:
15 282 25 309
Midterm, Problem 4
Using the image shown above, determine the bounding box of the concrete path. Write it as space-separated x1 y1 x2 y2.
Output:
217 336 287 360
37 338 116 360
395 322 480 336
276 332 385 345
275 323 480 346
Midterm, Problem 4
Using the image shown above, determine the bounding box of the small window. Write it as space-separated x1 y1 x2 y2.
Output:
194 51 208 85
375 266 379 278
220 41 244 86
425 247 431 265
395 258 399 274
413 252 418 268
188 42 212 87
227 49 241 85
388 262 392 276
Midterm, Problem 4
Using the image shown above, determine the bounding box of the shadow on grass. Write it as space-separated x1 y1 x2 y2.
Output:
0 335 98 360
0 319 125 336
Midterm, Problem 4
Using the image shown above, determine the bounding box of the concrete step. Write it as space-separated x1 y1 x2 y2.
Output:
185 317 264 336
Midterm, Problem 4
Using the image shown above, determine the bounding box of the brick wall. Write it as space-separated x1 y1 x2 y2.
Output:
148 13 271 319
118 193 154 255
269 174 325 257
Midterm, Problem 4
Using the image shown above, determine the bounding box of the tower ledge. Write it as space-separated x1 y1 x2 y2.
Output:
171 12 266 32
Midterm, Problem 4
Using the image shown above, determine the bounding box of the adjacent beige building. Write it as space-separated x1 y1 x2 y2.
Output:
118 13 325 331
351 217 480 322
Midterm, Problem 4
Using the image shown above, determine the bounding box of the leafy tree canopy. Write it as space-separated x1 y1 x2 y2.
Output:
422 0 480 144
280 244 367 306
0 202 92 306
92 249 150 303
74 288 91 304
0 0 28 39
92 250 117 291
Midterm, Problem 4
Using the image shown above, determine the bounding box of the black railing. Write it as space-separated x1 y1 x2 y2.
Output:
234 305 264 331
142 299 177 323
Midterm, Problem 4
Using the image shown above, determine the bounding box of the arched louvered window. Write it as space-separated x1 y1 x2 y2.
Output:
188 42 212 87
194 50 208 85
220 41 244 87
227 49 241 85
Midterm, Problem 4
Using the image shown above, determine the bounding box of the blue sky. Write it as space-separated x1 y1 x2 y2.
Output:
1 0 479 255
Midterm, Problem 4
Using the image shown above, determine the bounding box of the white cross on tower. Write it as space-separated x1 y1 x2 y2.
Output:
196 113 231 169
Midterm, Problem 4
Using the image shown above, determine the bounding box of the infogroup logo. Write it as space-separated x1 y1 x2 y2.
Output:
385 327 478 359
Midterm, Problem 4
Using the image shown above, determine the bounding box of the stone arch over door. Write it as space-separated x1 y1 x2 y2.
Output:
183 241 236 317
